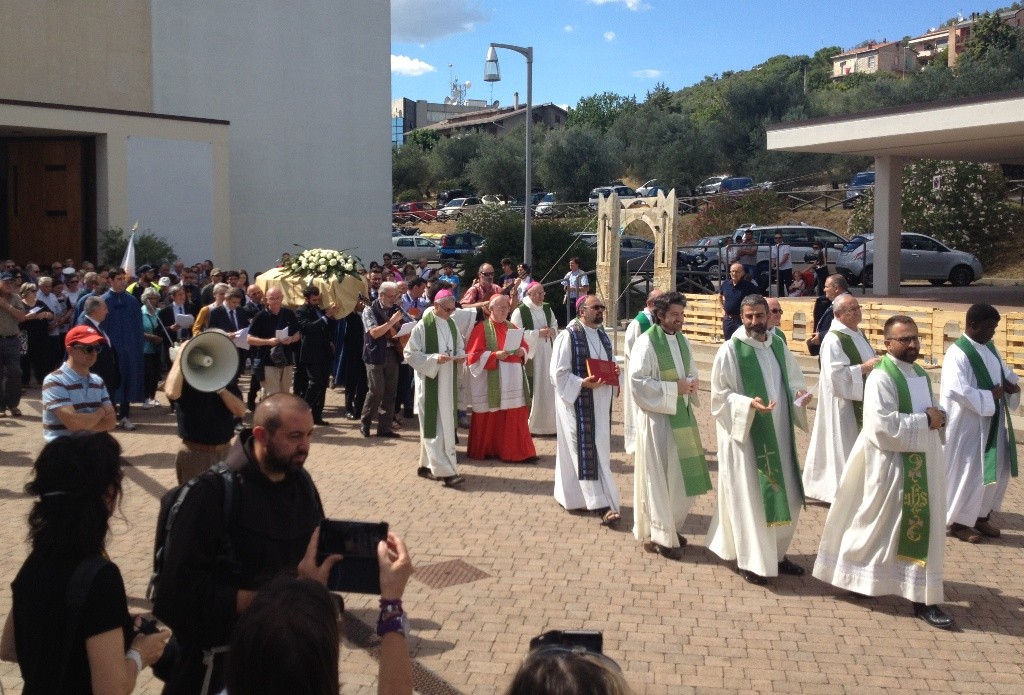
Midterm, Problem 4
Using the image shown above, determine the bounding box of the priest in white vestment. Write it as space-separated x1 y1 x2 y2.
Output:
630 292 710 560
550 295 621 523
512 282 559 436
940 303 1021 543
707 294 809 584
405 290 466 487
814 315 954 629
803 295 880 503
623 289 662 455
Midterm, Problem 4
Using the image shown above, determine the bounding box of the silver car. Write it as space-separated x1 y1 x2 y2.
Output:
392 235 440 262
835 232 983 287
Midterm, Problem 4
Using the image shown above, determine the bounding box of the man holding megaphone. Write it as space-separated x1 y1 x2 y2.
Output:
165 331 248 484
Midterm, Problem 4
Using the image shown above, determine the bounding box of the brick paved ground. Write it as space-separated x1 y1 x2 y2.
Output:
1 348 1023 694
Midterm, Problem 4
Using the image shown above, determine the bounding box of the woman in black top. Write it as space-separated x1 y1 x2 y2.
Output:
0 433 168 694
17 283 54 388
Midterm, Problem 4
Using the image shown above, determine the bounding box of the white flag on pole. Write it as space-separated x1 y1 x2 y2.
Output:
120 233 137 279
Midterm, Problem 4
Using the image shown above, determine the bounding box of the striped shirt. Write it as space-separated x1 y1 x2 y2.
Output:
42 362 111 443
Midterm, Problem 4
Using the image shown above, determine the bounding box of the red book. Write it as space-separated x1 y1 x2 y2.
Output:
586 358 619 387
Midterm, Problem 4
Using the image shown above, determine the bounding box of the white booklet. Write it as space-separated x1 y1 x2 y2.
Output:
232 327 249 350
504 328 524 353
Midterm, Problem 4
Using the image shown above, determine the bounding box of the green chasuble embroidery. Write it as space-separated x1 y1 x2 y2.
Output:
831 329 868 429
483 319 530 410
953 336 1019 483
649 327 710 496
516 303 554 396
421 312 458 439
634 310 652 336
733 334 803 525
876 355 933 567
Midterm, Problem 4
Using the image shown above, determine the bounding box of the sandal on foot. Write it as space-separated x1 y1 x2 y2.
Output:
600 510 621 526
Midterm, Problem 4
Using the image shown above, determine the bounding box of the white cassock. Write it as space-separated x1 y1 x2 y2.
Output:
707 327 808 577
622 310 653 455
512 300 559 435
802 325 875 503
940 336 1020 527
630 330 702 548
404 310 465 478
813 360 946 605
550 324 619 512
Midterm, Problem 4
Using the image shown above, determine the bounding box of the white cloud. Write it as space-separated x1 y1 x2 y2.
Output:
391 55 436 77
564 25 575 32
588 0 650 10
604 31 616 42
391 0 487 42
633 69 662 79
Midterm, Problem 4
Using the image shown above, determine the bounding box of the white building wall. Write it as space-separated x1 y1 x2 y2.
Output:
149 0 391 272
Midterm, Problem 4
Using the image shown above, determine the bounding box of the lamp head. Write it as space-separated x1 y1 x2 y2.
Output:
484 46 501 82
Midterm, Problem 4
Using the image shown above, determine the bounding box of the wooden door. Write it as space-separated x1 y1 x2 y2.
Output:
5 139 84 265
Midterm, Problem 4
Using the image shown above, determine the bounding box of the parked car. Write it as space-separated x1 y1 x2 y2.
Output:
587 185 637 211
437 196 482 221
392 235 440 262
395 201 438 220
534 192 561 218
835 232 983 287
696 175 730 195
719 176 754 194
729 223 847 268
437 188 470 207
692 234 734 273
843 171 875 208
438 231 486 259
574 233 656 265
481 194 514 206
635 179 662 197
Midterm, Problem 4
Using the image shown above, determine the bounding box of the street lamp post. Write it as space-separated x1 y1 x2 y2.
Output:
484 42 533 266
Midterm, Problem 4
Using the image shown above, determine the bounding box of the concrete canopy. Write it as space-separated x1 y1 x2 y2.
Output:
766 90 1024 295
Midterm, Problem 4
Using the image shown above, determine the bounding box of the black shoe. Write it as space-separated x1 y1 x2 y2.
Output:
376 431 401 439
912 603 955 629
417 467 437 480
345 412 359 421
359 424 370 438
642 542 683 560
313 419 331 427
442 475 465 488
739 569 768 585
778 558 805 576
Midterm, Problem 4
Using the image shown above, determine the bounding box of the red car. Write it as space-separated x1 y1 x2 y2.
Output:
394 201 438 222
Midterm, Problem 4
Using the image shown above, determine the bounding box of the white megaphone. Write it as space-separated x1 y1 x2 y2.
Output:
177 329 239 392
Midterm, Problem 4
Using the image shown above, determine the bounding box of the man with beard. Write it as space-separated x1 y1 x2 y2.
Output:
708 294 811 585
813 316 953 629
154 393 340 693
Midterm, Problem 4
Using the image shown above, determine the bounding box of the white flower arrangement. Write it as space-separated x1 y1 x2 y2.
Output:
284 248 363 283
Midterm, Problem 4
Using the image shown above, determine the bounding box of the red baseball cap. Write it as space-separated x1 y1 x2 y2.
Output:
65 325 108 349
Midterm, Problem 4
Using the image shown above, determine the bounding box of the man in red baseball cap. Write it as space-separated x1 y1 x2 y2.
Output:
40 325 117 441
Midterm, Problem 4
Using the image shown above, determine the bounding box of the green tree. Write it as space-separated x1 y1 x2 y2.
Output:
848 160 1014 267
465 127 530 197
536 126 619 203
429 133 484 188
690 190 787 238
566 92 638 133
98 227 177 268
405 129 441 152
960 12 1020 62
392 144 431 197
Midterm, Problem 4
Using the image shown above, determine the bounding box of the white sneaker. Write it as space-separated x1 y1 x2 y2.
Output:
150 398 162 408
118 418 137 431
142 399 154 410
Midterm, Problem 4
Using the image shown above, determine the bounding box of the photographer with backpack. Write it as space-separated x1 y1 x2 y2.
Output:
150 393 339 695
1 433 169 694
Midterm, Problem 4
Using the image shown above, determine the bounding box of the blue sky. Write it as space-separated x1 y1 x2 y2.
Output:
391 0 1012 109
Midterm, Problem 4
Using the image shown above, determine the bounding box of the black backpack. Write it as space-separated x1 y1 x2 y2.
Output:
147 462 240 609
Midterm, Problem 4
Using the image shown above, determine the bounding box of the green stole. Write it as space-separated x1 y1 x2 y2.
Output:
483 319 529 409
421 312 458 439
733 334 803 525
648 327 711 496
634 310 652 335
953 336 1019 483
876 355 932 567
516 302 554 395
772 328 787 344
831 329 868 429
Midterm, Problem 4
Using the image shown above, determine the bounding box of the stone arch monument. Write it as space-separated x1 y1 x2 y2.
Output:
595 189 678 327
